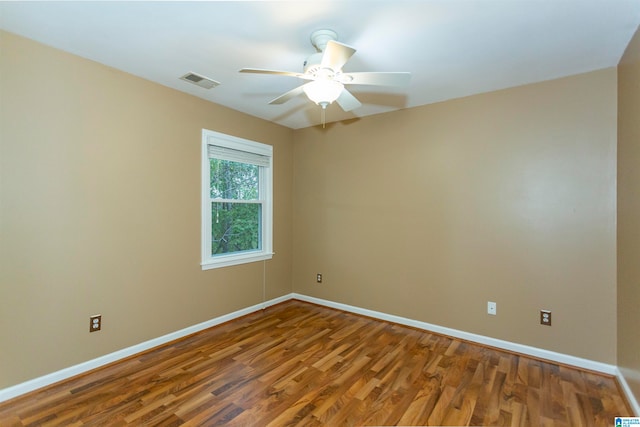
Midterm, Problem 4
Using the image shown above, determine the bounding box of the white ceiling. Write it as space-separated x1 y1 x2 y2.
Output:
2 1 640 129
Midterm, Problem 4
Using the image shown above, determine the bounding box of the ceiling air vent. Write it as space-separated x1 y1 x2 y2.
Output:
179 72 220 89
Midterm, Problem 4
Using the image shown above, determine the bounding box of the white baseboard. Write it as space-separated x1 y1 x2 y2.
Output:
2 291 637 413
617 367 640 416
0 294 291 403
292 293 619 375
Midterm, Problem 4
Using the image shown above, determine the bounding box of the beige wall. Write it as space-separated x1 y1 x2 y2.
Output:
293 68 618 363
618 25 640 405
0 31 294 388
0 27 625 392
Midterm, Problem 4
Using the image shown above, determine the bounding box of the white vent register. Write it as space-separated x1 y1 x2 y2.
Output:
180 72 220 89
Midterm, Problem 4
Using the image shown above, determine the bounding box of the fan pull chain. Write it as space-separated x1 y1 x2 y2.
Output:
319 101 329 128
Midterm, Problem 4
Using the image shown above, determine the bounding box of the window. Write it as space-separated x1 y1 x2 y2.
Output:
201 130 273 269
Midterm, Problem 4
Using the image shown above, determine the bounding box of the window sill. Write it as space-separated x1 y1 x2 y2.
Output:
201 251 273 270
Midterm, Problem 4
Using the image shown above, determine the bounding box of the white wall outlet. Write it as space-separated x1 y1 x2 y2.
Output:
487 301 497 315
540 310 552 326
89 314 102 332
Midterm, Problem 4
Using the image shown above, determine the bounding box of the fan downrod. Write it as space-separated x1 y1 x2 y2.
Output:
304 29 338 73
310 29 338 52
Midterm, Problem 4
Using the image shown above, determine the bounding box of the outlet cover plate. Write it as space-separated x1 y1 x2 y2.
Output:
89 314 102 332
487 301 497 315
540 310 552 326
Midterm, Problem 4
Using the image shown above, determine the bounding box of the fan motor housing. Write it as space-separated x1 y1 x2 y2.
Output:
303 52 323 74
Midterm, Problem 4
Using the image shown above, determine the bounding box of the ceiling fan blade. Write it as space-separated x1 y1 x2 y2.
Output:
269 84 307 105
240 68 309 79
320 40 356 71
342 72 411 86
336 88 362 112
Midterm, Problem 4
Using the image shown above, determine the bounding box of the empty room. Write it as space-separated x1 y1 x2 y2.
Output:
1 1 639 426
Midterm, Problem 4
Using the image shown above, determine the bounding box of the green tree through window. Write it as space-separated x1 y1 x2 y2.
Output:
210 159 261 255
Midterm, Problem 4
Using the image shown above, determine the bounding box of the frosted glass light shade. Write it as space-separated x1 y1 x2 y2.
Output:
303 80 344 108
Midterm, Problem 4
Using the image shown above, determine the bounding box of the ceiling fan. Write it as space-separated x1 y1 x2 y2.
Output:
240 29 411 121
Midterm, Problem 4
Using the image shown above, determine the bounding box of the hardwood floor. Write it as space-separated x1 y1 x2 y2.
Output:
0 300 632 426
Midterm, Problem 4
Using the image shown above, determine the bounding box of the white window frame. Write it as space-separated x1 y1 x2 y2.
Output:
201 129 273 270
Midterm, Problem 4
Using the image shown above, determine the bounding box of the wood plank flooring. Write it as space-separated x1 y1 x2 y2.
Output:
0 300 632 426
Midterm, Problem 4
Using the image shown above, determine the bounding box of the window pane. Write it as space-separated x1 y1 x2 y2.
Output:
211 202 261 256
210 159 259 200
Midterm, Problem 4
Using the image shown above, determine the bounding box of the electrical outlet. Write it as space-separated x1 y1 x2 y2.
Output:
487 301 497 315
540 310 551 326
90 315 102 332
316 273 322 283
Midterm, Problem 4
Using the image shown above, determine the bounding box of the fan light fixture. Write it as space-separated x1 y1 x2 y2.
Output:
239 28 411 127
303 79 343 109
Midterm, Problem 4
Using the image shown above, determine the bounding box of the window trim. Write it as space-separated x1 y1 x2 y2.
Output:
201 129 273 270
